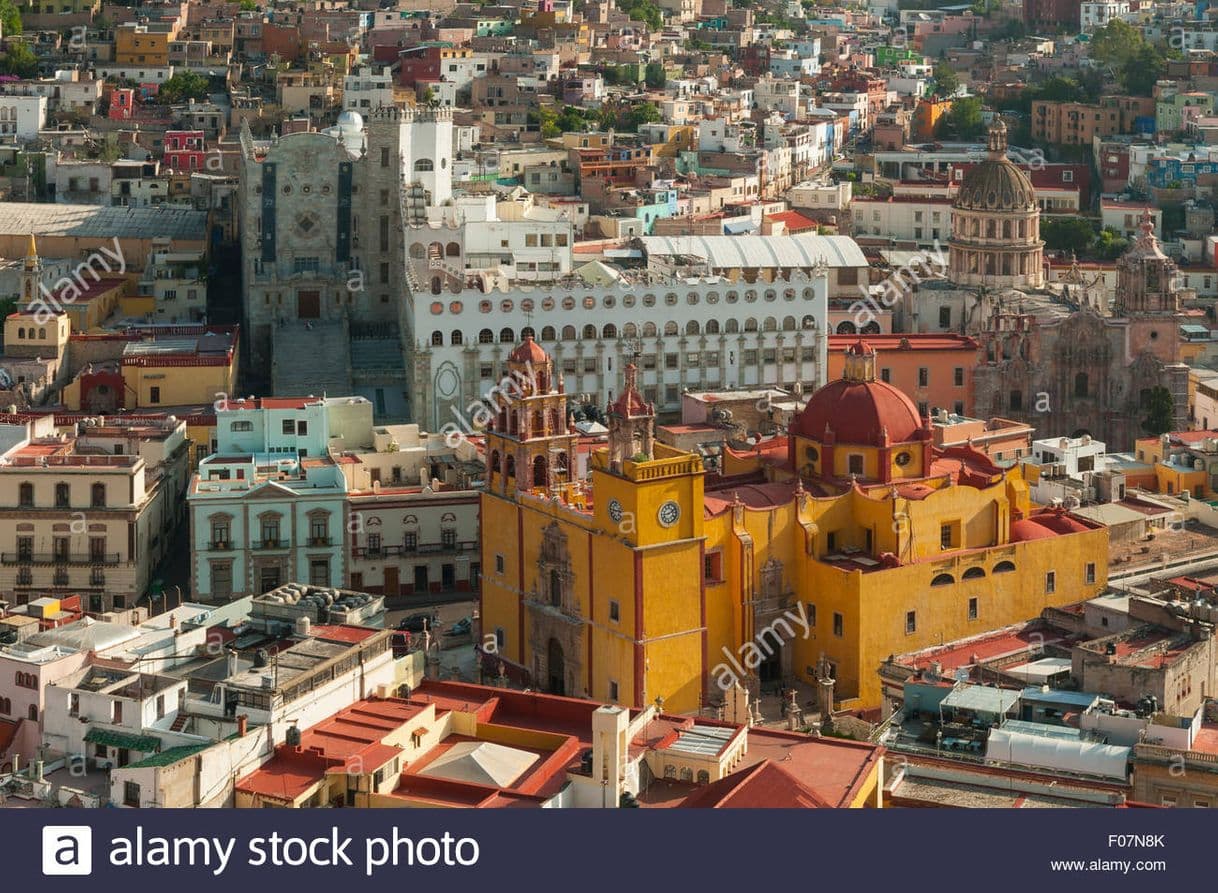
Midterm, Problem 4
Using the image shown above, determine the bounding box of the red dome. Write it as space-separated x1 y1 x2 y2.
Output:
794 378 924 446
1028 511 1090 535
1009 518 1056 542
509 334 548 365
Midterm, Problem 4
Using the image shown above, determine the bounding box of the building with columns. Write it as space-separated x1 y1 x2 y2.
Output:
948 120 1044 291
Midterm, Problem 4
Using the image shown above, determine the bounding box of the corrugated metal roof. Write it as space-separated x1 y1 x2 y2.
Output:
941 684 1020 715
640 233 866 268
0 202 207 241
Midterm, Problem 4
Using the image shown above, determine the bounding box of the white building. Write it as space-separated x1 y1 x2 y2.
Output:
343 66 394 112
1031 435 1109 478
851 196 954 244
0 94 47 141
1080 0 1130 32
410 233 863 430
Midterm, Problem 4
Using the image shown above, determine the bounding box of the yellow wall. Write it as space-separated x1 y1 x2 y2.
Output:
121 360 236 409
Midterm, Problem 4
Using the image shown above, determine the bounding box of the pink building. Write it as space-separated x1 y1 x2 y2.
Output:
162 130 207 172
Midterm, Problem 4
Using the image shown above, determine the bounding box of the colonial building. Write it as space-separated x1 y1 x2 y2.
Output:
480 336 1110 712
970 211 1189 450
0 415 190 611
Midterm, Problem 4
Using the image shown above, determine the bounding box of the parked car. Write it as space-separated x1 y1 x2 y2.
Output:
446 617 472 636
397 613 432 632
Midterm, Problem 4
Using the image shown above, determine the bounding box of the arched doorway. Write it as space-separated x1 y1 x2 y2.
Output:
547 638 565 696
533 454 548 487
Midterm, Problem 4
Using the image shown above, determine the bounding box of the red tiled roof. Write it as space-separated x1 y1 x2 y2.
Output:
680 760 832 809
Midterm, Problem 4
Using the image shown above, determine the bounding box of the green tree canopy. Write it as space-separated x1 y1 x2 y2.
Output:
1041 217 1096 255
935 96 985 140
1141 386 1175 436
1119 43 1167 97
158 70 210 104
644 61 666 89
0 0 21 36
0 39 37 77
1088 19 1144 70
931 62 959 98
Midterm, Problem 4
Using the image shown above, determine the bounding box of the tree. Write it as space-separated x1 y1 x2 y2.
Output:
0 39 36 77
935 96 985 140
238 0 258 8
1141 386 1175 436
536 105 560 139
1041 217 1096 254
931 62 959 98
622 101 660 132
1093 227 1129 260
157 70 209 104
644 61 666 89
1119 43 1166 97
618 0 662 31
0 0 21 36
1088 19 1144 70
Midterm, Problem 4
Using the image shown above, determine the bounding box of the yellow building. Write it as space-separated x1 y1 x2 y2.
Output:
115 23 176 67
481 338 1110 712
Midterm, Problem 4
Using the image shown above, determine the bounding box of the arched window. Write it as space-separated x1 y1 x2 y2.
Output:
479 328 494 344
91 483 106 509
499 327 514 343
725 319 739 334
451 330 463 346
1074 372 1088 398
602 323 617 339
582 324 596 340
532 454 547 487
862 321 881 335
0 696 9 715
962 566 986 580
744 318 758 332
445 242 460 257
993 560 1016 574
542 325 557 341
836 320 857 334
414 158 434 171
39 328 46 340
430 276 442 295
802 315 816 329
16 327 23 339
643 322 657 337
18 482 32 507
505 455 516 478
521 326 535 340
430 331 443 346
762 317 777 332
410 243 426 258
623 323 638 338
931 573 955 586
685 320 700 335
782 316 796 331
663 321 678 336
28 704 36 721
706 319 720 334
490 451 501 473
562 325 577 340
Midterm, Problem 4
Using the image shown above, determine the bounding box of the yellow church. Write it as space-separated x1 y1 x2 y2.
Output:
480 337 1109 712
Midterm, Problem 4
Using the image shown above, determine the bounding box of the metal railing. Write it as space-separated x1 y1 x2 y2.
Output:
2 552 122 566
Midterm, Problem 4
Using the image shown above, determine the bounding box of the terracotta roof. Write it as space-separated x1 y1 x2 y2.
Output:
679 760 832 808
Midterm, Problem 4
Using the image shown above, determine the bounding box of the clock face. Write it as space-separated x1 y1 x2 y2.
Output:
608 499 623 523
657 500 681 528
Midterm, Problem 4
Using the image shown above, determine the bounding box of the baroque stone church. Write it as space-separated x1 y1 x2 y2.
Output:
919 121 1189 450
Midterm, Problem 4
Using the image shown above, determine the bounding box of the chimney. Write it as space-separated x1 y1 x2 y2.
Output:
237 714 248 738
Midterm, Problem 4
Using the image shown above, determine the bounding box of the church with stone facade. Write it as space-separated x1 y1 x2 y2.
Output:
910 121 1189 450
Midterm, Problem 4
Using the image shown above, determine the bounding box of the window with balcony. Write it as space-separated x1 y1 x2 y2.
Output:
91 483 106 508
404 532 418 552
18 483 33 508
210 518 230 548
55 482 70 508
53 537 69 562
366 533 382 556
260 518 281 547
309 516 328 546
441 528 457 549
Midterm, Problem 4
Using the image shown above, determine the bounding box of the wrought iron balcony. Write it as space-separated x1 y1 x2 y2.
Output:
251 539 289 550
2 552 122 566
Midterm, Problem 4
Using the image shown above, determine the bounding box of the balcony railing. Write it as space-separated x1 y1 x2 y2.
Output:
351 540 476 559
307 536 332 547
2 552 122 566
251 539 289 550
208 540 233 551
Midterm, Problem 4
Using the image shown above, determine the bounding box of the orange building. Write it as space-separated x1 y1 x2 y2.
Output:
827 333 979 419
911 97 952 143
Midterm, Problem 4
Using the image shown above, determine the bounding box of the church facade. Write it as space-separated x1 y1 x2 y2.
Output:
479 337 1110 712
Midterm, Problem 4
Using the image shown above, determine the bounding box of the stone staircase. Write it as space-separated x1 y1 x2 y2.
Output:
272 319 353 398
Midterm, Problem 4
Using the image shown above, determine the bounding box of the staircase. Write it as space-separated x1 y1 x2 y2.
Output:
170 713 190 733
272 319 353 398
